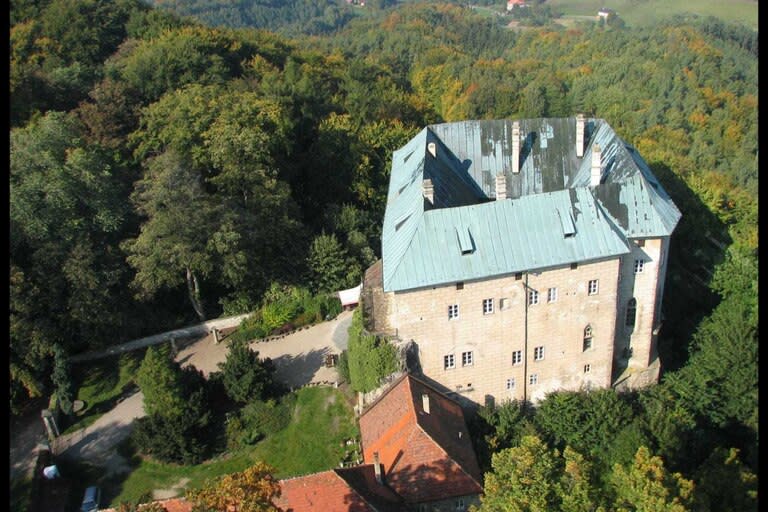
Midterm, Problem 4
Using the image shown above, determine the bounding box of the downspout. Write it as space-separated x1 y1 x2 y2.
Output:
523 272 529 403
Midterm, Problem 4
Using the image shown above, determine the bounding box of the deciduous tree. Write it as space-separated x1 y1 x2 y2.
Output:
187 462 281 512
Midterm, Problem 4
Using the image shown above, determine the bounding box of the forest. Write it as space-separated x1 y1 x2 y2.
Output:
10 0 757 509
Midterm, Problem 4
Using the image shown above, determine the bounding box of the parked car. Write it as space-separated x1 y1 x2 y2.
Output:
80 486 100 512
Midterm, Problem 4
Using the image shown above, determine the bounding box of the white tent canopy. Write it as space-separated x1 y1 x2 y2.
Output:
337 283 362 307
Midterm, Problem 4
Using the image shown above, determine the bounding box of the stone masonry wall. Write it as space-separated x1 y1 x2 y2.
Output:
614 237 666 376
385 258 622 406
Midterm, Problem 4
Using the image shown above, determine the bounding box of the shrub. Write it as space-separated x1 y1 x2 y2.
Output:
131 387 212 464
337 351 350 383
225 395 296 449
346 308 399 393
229 285 343 342
217 340 276 403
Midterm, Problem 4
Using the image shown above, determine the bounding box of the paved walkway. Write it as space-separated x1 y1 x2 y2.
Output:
47 310 354 476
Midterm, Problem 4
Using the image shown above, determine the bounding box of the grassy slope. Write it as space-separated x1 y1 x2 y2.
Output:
61 351 144 435
546 0 758 30
107 386 359 507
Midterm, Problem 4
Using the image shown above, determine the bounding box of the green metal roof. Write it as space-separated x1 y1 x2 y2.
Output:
381 117 682 292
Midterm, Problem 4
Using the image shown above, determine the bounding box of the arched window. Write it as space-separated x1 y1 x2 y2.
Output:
583 325 593 351
626 298 637 328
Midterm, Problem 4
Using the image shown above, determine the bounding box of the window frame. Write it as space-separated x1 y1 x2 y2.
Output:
626 298 637 328
588 279 599 295
461 351 474 367
448 304 459 320
444 354 455 369
529 373 538 385
583 325 593 351
512 350 522 366
584 364 591 373
547 287 558 303
528 289 539 305
482 298 494 315
634 259 645 274
506 377 516 390
534 346 544 361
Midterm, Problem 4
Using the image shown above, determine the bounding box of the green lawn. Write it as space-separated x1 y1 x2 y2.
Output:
107 386 360 507
546 0 758 30
61 351 145 435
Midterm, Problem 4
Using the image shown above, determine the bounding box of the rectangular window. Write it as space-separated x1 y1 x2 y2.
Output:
534 346 544 361
584 364 591 373
483 298 494 315
547 287 557 303
529 373 538 385
515 272 523 280
583 337 593 351
512 350 522 365
588 279 599 295
456 282 464 290
448 304 459 319
462 351 474 367
634 259 645 274
444 354 455 369
571 262 578 270
528 289 539 305
506 378 515 390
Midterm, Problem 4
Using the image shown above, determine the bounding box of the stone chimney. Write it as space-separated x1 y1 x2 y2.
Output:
495 174 507 200
427 142 437 158
373 452 383 484
576 113 585 158
422 179 434 204
511 121 521 174
591 144 602 187
422 393 430 414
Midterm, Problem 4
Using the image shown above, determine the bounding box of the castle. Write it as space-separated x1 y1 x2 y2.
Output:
363 116 681 407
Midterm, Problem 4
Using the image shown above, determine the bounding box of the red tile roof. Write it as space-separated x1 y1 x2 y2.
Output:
358 374 483 503
276 468 402 512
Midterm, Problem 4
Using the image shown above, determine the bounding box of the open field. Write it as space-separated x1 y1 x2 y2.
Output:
545 0 758 30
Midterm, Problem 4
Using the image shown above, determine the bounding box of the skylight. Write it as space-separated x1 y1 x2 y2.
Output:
456 227 474 254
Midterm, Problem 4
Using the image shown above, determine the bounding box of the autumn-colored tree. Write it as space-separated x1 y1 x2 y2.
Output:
610 446 694 512
478 435 561 512
187 462 281 512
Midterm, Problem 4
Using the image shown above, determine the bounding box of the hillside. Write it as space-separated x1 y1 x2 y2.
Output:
10 0 757 509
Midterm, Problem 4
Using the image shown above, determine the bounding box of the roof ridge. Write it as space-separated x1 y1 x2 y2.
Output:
278 468 337 482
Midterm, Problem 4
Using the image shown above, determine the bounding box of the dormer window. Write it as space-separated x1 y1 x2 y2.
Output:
456 227 474 254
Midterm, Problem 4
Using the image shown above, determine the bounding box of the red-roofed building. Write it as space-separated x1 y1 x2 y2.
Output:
506 0 527 11
277 466 403 512
278 374 482 511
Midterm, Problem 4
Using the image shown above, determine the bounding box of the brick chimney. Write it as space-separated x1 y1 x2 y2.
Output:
576 113 585 158
591 144 602 187
511 121 521 174
422 179 434 204
495 174 507 200
373 452 383 484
